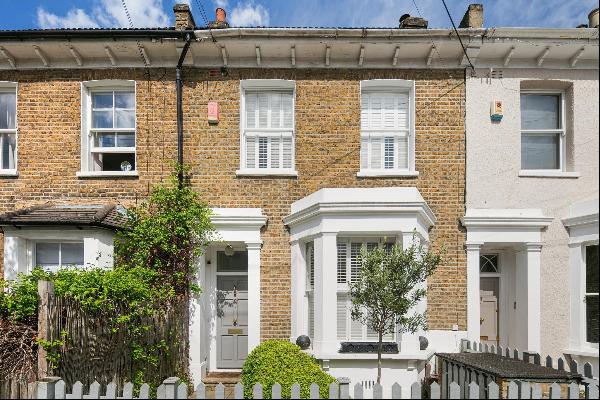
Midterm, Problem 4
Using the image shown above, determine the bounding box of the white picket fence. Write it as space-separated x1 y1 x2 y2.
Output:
35 375 600 399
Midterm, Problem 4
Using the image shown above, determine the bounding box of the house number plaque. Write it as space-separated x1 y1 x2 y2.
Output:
228 328 243 334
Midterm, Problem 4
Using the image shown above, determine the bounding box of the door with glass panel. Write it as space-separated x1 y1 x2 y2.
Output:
215 250 248 369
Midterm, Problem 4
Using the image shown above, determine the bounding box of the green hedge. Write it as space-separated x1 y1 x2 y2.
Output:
241 340 336 399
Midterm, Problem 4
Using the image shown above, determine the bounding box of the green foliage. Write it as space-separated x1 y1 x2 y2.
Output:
0 166 215 388
115 166 215 294
348 235 442 382
241 340 336 399
37 330 68 371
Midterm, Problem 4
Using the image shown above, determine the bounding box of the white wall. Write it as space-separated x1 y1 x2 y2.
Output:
466 68 599 357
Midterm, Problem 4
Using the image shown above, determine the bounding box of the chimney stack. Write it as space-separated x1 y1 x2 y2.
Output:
459 4 484 29
209 7 230 29
173 3 196 30
589 8 599 28
399 14 428 29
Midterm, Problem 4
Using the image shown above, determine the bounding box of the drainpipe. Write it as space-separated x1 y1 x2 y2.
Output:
176 32 192 188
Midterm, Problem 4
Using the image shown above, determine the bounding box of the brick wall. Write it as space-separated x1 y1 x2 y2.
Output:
0 67 467 338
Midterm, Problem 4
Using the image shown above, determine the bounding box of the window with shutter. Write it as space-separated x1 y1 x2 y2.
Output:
359 80 415 176
240 84 296 175
0 85 17 173
306 242 315 340
336 237 395 342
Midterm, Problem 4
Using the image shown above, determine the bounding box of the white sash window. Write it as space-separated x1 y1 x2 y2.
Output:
359 80 416 177
0 83 17 174
239 80 296 176
336 238 395 341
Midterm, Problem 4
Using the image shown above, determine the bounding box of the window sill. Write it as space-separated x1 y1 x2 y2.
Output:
76 171 139 178
564 348 599 358
0 170 18 178
357 170 419 178
519 170 580 178
236 169 298 177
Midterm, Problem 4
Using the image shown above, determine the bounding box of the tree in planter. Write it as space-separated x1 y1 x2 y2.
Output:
348 236 442 384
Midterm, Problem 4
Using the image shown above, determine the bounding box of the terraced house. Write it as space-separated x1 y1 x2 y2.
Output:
0 2 598 394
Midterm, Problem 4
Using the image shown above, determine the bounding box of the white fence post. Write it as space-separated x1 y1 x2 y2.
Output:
353 383 363 399
253 383 263 399
234 383 244 399
290 383 300 399
194 383 205 399
214 383 224 399
271 383 281 399
338 377 350 399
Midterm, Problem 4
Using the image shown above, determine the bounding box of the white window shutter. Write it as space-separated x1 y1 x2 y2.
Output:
271 136 281 168
337 293 348 340
270 93 281 128
370 137 382 169
245 93 257 128
360 137 369 170
350 243 361 283
398 94 409 129
398 136 408 169
308 293 315 339
258 137 268 168
282 136 293 169
282 93 293 129
246 136 256 168
258 93 269 129
337 242 347 283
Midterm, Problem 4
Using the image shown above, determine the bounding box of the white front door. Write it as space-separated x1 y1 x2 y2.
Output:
480 277 499 347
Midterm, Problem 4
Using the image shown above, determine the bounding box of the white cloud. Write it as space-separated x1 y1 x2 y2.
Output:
37 7 100 29
229 2 269 26
214 0 229 8
37 0 170 29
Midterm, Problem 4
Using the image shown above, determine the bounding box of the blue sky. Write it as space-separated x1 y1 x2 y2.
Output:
0 0 596 30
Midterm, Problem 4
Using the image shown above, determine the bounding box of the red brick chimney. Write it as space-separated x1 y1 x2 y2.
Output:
173 3 196 30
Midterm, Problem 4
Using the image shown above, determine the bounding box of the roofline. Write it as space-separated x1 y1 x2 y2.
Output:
0 28 193 41
194 26 599 41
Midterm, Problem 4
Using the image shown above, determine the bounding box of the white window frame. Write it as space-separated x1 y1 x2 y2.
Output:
33 240 85 271
583 242 599 348
0 82 18 176
237 80 297 177
519 90 566 174
336 236 396 342
357 79 418 178
78 80 137 178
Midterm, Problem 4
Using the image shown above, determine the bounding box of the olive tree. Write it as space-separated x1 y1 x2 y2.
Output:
348 237 442 384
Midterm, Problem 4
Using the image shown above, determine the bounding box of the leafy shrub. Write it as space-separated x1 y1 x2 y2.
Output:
241 340 336 399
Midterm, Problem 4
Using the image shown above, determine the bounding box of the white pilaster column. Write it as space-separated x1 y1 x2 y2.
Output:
189 252 205 386
568 243 584 349
290 240 307 341
466 242 483 341
313 232 337 355
520 242 542 353
246 242 262 352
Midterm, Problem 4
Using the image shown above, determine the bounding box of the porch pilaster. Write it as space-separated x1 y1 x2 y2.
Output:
516 242 542 353
466 242 483 341
290 240 307 341
246 241 262 353
313 232 337 355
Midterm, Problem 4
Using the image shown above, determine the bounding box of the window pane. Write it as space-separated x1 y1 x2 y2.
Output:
586 295 599 343
116 133 135 148
115 109 135 129
115 92 135 109
92 110 113 128
586 245 599 294
246 136 256 168
92 92 113 109
258 137 268 168
350 243 361 283
94 133 115 147
521 133 560 170
384 137 395 169
1 133 16 170
337 242 347 284
217 251 248 272
0 92 16 129
61 243 84 266
480 255 499 273
36 243 60 266
521 94 560 130
93 152 135 171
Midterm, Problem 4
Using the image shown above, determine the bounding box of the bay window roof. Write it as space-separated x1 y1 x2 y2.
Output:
0 203 127 229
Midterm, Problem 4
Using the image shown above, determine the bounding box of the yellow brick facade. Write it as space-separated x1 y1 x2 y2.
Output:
0 67 467 338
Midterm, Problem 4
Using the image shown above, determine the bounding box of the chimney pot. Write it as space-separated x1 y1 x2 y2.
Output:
173 3 196 30
209 7 230 28
216 8 227 23
459 4 484 29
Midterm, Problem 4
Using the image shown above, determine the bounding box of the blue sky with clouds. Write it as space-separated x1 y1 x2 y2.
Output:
0 0 597 30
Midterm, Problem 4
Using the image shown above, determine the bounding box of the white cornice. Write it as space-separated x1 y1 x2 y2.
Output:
562 213 599 228
461 209 553 229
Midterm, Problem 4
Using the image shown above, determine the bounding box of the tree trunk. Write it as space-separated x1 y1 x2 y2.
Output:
377 330 383 384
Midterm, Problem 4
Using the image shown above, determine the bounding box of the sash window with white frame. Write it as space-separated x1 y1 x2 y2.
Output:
359 80 415 176
34 242 84 273
336 237 395 341
81 81 136 174
0 84 17 173
520 92 565 171
585 244 599 345
240 81 295 174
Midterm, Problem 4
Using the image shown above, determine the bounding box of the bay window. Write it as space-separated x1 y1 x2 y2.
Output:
359 80 416 177
520 92 565 171
0 84 17 173
306 242 315 340
239 80 296 176
80 81 136 176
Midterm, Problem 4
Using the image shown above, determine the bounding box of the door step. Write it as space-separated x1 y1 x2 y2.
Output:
200 372 241 399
